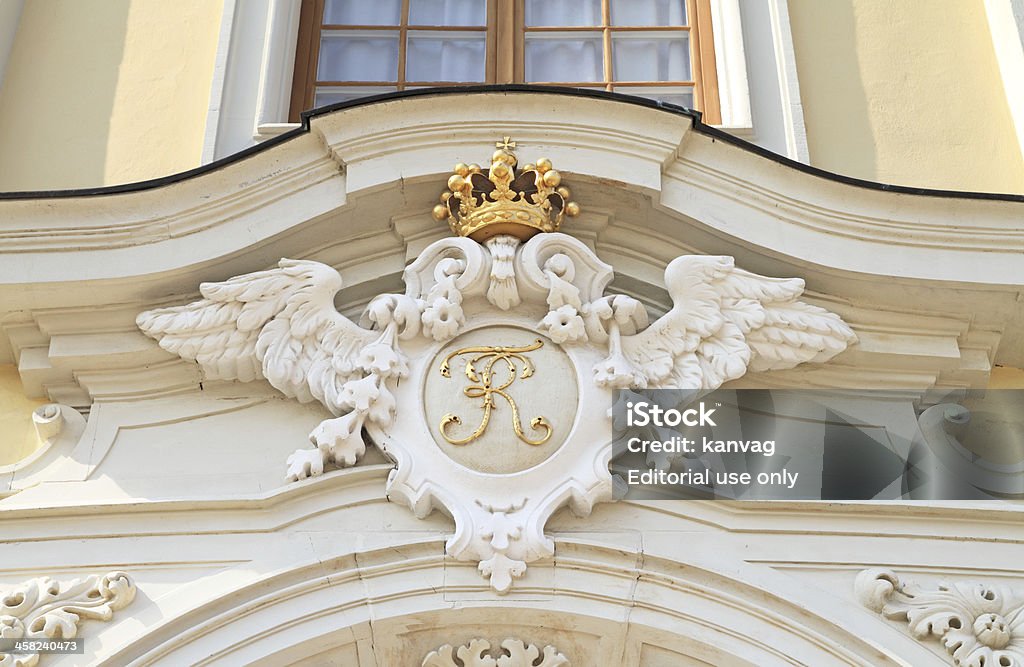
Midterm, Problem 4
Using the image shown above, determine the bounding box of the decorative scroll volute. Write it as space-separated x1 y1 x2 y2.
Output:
0 571 136 666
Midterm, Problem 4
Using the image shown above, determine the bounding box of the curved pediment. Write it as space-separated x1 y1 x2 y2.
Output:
2 87 1023 667
1 89 1020 417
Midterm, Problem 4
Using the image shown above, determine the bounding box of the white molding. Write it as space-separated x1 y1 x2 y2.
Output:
253 0 301 134
201 0 239 165
984 0 1024 163
710 0 752 129
255 121 301 140
736 0 810 162
0 0 24 97
0 92 1021 387
767 0 809 162
204 0 301 161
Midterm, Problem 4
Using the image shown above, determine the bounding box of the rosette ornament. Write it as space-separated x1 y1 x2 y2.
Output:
856 568 1024 667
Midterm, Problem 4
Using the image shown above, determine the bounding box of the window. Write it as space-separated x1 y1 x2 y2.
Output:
290 0 721 123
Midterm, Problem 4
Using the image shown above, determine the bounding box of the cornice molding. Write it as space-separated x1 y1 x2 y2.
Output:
98 539 907 667
0 90 1021 399
4 460 1024 542
669 156 1024 253
0 91 1019 286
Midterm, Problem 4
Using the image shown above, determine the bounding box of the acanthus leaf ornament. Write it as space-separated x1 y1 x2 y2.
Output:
138 138 857 593
422 637 570 667
856 568 1024 667
0 571 136 667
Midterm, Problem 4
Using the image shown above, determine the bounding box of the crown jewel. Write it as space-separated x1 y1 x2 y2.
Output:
432 137 581 242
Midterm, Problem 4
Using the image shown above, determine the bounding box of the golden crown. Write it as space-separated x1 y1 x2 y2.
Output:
431 137 580 242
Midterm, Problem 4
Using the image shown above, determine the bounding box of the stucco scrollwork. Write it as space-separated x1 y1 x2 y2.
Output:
137 227 857 594
856 568 1024 667
422 637 569 667
0 571 136 667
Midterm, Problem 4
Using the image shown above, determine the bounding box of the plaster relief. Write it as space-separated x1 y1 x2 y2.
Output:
423 638 569 667
137 138 857 593
856 568 1024 667
0 571 136 667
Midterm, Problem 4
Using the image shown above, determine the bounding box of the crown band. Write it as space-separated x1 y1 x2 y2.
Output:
431 137 580 242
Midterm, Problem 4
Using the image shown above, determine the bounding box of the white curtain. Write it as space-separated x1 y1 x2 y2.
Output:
524 0 689 83
323 0 402 25
323 0 486 26
318 0 486 83
524 35 603 82
525 0 602 26
407 33 486 82
612 34 690 81
409 0 486 26
610 0 686 26
317 31 400 81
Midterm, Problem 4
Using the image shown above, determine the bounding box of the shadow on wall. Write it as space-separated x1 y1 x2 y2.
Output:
0 0 129 190
0 364 47 465
786 0 877 181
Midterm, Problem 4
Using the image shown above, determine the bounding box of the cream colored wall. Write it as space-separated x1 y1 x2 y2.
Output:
989 365 1024 389
0 0 222 191
788 0 1024 193
0 364 46 465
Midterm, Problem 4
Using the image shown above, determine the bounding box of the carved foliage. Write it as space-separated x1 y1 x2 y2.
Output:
0 571 136 667
422 638 569 667
597 255 857 392
138 231 857 596
856 568 1024 667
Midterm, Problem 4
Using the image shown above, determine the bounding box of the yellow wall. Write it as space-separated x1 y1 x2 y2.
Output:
0 364 47 465
989 365 1024 389
0 0 222 190
788 0 1024 193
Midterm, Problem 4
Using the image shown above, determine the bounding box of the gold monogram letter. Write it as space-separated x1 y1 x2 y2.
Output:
438 339 553 446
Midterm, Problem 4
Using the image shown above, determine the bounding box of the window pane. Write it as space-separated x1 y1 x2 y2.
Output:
525 0 602 26
323 0 401 25
314 86 398 107
317 31 400 81
609 0 686 26
611 33 690 81
616 85 694 109
407 32 486 82
409 0 486 26
525 33 603 82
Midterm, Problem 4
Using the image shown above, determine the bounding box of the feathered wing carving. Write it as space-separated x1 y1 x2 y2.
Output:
591 256 857 390
137 259 419 478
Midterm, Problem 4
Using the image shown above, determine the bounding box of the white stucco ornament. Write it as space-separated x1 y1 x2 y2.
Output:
138 139 856 593
0 571 136 667
422 637 569 666
857 568 1024 667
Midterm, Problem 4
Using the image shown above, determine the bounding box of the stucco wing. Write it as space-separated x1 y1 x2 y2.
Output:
620 256 856 390
136 259 378 412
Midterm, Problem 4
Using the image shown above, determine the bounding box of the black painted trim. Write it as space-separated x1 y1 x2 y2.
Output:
2 84 1022 202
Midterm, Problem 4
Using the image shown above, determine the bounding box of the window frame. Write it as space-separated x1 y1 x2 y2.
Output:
289 0 721 123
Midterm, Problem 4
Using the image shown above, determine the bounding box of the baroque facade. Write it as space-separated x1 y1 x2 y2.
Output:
1 2 1024 666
